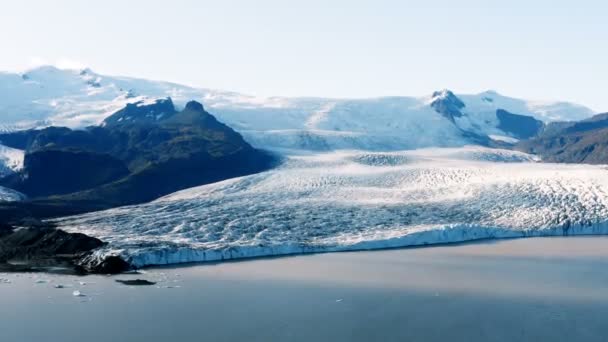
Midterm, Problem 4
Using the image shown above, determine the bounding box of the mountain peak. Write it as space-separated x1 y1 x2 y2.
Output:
79 67 95 76
430 89 465 123
103 97 177 126
431 89 457 99
184 100 205 112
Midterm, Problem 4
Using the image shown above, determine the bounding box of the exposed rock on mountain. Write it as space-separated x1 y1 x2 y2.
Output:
430 89 465 122
1 150 129 197
496 109 544 140
103 98 177 127
0 221 105 273
517 113 608 163
0 99 276 217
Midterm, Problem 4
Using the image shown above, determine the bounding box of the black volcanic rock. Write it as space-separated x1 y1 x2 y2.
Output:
430 90 465 123
115 279 156 286
0 223 105 273
0 227 103 259
78 254 131 274
0 221 135 274
496 109 544 140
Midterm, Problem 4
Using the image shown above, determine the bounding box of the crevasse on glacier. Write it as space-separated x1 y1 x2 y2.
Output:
56 147 608 268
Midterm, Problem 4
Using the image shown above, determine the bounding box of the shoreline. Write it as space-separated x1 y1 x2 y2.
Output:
4 223 608 275
2 236 608 342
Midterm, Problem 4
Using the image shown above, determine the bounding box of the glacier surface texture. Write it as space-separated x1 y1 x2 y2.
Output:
55 147 608 268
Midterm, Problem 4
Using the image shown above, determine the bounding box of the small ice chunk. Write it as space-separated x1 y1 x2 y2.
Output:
72 290 86 297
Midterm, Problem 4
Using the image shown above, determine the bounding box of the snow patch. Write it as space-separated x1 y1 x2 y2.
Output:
0 144 24 177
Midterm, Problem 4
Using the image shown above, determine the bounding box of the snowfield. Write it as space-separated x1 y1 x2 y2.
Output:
0 66 595 151
55 147 608 268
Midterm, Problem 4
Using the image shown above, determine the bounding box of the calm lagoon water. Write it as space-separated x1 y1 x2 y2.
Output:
2 236 608 342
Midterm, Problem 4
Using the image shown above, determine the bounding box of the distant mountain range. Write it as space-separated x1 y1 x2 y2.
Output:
0 66 596 151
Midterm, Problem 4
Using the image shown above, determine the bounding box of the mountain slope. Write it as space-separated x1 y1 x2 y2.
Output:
0 149 130 197
0 66 595 151
0 100 275 217
517 113 608 163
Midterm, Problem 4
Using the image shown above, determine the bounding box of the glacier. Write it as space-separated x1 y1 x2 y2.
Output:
55 146 608 268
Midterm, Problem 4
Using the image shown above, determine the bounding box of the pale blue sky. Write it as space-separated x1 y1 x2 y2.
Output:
1 0 606 111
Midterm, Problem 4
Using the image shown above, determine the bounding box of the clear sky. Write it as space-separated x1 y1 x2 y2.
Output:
1 0 606 111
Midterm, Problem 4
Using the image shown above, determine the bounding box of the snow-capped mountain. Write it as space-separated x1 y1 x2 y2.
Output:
7 66 603 269
0 66 595 151
55 147 608 268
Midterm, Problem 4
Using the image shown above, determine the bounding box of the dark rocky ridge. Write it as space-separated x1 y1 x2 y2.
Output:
496 109 544 140
516 112 608 163
0 221 128 274
430 90 465 123
0 98 277 218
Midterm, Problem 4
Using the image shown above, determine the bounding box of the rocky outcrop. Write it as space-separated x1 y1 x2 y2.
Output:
0 222 103 273
496 109 544 140
430 89 465 123
0 219 134 274
103 98 177 127
516 112 608 164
